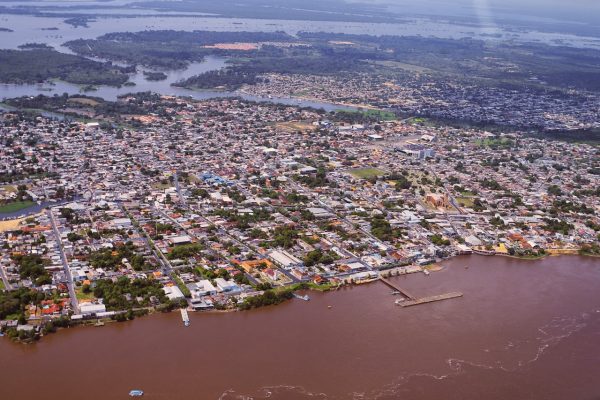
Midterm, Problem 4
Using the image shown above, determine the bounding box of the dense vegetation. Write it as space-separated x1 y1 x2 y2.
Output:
370 215 403 242
178 55 370 90
0 288 45 320
92 276 169 310
65 30 294 68
298 32 600 92
4 93 176 121
0 49 130 85
238 288 294 310
89 242 152 271
542 218 574 235
12 254 51 286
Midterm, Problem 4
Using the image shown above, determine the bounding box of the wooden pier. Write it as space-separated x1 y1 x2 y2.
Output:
379 277 416 300
379 277 463 308
399 292 463 307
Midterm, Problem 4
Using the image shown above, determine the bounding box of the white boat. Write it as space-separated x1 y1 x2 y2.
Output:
129 390 144 397
180 308 190 327
423 269 431 276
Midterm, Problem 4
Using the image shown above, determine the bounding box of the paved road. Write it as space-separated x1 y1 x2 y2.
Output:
47 208 79 313
0 265 12 291
120 203 172 275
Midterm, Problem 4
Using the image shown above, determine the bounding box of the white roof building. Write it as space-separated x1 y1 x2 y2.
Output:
79 303 107 315
163 285 185 301
268 250 304 269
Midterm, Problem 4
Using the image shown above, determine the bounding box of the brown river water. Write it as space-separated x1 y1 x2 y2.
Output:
1 255 600 400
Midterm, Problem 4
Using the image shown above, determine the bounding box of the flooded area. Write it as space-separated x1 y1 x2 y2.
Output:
0 13 599 51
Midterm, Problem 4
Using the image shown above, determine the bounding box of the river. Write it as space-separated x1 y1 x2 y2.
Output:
1 12 599 50
1 8 599 110
1 255 599 399
0 54 356 112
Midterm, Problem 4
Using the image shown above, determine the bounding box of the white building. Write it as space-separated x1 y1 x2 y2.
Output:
163 285 185 301
214 278 240 293
79 303 107 316
189 280 217 298
268 250 304 269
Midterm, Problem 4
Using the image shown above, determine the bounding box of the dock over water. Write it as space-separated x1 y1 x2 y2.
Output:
399 292 463 307
379 277 416 300
378 277 463 307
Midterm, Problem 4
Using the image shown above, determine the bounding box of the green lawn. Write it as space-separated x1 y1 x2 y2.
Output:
0 200 35 214
0 280 5 290
475 138 514 148
349 168 387 179
151 182 172 190
75 287 95 301
337 109 397 121
361 109 396 121
456 197 475 208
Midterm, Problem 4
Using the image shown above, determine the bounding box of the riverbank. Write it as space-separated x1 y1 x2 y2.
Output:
1 254 599 400
4 252 598 344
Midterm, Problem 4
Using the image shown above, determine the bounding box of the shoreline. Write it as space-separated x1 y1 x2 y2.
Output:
3 253 599 344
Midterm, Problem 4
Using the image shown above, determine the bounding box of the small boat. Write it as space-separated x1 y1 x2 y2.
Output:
327 305 333 309
390 290 401 295
129 390 144 397
394 299 405 305
293 293 310 301
423 269 430 276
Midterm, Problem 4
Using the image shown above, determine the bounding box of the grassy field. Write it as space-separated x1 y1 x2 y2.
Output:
372 60 432 73
0 217 27 233
349 168 387 179
151 182 172 190
75 287 96 302
0 280 5 290
0 200 35 214
0 185 17 193
67 97 101 107
475 137 514 148
275 121 316 133
456 197 475 208
360 109 397 121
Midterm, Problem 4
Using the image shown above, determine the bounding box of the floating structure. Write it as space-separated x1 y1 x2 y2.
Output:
180 308 190 327
129 390 144 397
